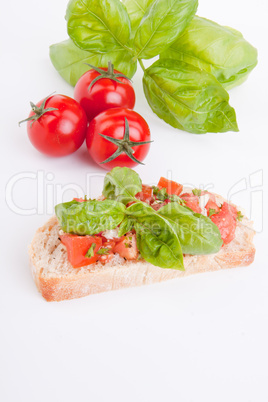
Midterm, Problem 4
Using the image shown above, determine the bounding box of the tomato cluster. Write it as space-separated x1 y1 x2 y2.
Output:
60 231 138 268
20 62 151 169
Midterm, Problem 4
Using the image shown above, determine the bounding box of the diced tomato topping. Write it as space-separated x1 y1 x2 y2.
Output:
60 234 102 268
113 233 138 260
205 199 220 215
225 203 238 220
102 240 116 249
73 197 86 202
151 198 170 211
158 177 183 196
136 184 153 204
198 190 216 203
180 193 202 214
97 253 114 264
96 241 115 264
151 202 165 211
210 202 237 245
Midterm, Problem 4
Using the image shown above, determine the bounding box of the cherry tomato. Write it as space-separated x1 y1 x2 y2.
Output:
86 108 151 170
74 62 135 121
20 94 87 157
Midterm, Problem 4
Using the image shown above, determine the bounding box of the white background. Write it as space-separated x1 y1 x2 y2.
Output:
1 1 268 401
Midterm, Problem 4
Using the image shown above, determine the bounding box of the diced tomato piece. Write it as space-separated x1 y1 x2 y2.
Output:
101 240 116 250
224 203 238 220
200 191 216 203
210 202 237 245
180 193 202 214
96 241 115 264
205 199 220 215
97 253 114 264
158 177 183 196
73 198 86 202
151 202 165 211
60 234 102 268
136 184 153 204
151 198 170 211
113 233 138 260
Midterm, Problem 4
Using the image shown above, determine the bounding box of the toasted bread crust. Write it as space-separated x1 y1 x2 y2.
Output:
29 212 256 301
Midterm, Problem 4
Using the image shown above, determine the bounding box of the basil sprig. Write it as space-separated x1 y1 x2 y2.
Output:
55 167 222 270
49 0 257 134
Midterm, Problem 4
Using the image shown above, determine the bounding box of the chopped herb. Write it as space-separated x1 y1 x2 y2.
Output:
169 194 186 205
237 211 244 221
152 186 159 195
209 208 217 217
97 247 110 255
85 243 96 258
153 186 185 204
124 242 132 248
192 189 202 196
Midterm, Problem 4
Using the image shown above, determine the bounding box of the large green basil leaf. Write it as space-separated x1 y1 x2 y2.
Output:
157 202 223 254
103 167 142 205
133 0 198 59
55 199 126 235
127 202 184 270
66 0 131 53
160 16 258 90
49 39 137 86
121 0 155 39
143 58 239 133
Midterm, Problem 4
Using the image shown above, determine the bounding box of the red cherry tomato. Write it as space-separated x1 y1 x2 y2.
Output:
20 94 88 157
86 108 151 170
74 62 135 121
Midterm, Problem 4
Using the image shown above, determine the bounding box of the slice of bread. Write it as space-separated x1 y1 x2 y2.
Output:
29 209 256 302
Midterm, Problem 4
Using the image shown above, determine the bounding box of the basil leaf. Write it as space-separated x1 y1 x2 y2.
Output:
49 39 137 86
160 16 258 90
121 0 154 39
118 216 134 236
103 167 142 205
66 0 131 53
143 58 239 133
157 203 223 254
55 199 126 235
127 202 184 270
133 0 198 59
